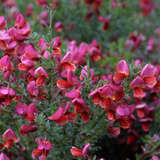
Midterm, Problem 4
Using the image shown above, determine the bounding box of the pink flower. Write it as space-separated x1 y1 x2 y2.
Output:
16 103 28 115
0 16 6 30
36 138 52 151
140 64 157 88
0 56 13 71
146 37 155 53
113 60 129 83
32 138 52 160
24 44 40 61
27 81 39 97
116 104 135 117
80 65 94 81
0 30 11 50
0 87 16 105
18 57 35 72
65 89 80 99
0 153 10 160
15 14 25 28
130 76 146 99
54 21 63 32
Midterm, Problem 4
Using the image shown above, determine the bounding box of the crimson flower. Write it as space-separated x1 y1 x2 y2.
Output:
2 129 19 149
71 143 90 158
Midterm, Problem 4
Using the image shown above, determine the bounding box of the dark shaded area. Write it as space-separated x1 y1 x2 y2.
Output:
94 134 143 160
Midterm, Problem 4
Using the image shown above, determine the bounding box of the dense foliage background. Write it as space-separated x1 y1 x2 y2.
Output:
0 0 160 160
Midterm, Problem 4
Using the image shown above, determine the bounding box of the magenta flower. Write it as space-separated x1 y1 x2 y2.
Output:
0 16 6 30
32 138 52 160
0 153 10 160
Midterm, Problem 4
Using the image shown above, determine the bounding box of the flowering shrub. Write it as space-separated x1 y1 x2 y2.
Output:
0 0 160 160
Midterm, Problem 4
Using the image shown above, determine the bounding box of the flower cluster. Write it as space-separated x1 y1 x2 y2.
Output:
0 0 159 160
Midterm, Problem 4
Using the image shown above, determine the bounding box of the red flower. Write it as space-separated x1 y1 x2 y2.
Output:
52 0 58 9
71 143 90 158
25 103 39 123
57 70 80 90
52 37 62 55
126 32 143 51
20 125 39 136
127 130 139 145
98 16 110 31
26 4 33 17
136 103 154 119
0 16 6 30
48 102 77 125
2 129 19 149
140 118 152 132
57 79 74 90
107 125 120 137
36 0 47 6
118 117 134 129
140 0 155 16
34 67 48 86
18 56 35 72
71 147 84 157
72 98 90 122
